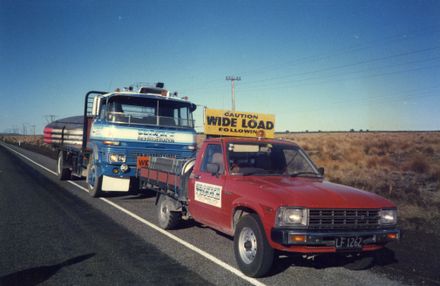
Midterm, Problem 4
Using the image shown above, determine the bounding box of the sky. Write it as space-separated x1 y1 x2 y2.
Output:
1 0 439 134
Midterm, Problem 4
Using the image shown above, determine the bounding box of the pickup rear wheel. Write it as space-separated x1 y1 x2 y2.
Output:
57 151 71 180
234 214 274 277
87 163 103 198
157 195 180 230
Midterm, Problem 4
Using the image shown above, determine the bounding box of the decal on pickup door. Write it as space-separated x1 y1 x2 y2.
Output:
194 182 222 208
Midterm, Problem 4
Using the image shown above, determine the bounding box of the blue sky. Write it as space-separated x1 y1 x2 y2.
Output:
1 0 439 133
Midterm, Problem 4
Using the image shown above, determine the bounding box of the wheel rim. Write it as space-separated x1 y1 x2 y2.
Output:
159 199 169 222
238 226 257 264
57 154 62 175
88 166 96 189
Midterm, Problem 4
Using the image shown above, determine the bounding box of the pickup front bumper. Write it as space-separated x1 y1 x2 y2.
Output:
271 228 400 249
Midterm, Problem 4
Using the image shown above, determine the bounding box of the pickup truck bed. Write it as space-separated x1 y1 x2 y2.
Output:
139 157 193 201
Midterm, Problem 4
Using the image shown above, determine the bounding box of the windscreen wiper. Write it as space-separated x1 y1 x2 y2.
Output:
289 171 321 177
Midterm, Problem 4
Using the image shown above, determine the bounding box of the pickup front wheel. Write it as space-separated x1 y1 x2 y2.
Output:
234 214 274 277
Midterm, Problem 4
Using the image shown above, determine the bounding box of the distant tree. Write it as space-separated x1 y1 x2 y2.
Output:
285 130 289 134
350 129 355 132
359 129 363 132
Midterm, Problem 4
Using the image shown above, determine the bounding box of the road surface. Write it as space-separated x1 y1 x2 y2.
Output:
0 143 439 285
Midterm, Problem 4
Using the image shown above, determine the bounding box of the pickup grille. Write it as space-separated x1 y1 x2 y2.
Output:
308 209 380 230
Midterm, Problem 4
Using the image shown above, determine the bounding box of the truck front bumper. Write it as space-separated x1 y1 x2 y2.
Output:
271 228 400 251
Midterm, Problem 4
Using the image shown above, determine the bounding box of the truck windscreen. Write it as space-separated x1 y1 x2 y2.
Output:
103 96 195 128
227 143 319 176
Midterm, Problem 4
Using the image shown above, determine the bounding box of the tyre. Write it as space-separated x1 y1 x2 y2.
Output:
234 214 274 277
87 162 103 198
129 178 140 195
57 151 71 180
342 252 375 270
157 195 181 230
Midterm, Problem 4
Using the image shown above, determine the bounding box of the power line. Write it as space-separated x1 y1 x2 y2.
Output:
237 25 440 77
178 25 440 94
239 56 440 92
240 46 440 87
289 87 440 116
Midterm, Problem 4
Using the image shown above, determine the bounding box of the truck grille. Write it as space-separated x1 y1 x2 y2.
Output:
128 151 177 164
308 209 380 230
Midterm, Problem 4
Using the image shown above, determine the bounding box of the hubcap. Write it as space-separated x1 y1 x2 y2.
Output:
159 200 169 221
238 227 257 264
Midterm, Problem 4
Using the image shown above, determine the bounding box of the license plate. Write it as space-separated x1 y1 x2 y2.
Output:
335 236 363 250
137 156 150 169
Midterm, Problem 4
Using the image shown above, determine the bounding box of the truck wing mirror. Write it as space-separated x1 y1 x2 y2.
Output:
206 163 220 175
318 167 325 176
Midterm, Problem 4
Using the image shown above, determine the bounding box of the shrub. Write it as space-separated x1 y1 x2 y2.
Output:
424 146 435 155
405 156 430 174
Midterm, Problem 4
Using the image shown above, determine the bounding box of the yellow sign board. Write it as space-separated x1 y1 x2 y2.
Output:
204 108 275 138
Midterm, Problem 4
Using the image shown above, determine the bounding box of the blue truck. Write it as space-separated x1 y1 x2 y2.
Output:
44 83 197 197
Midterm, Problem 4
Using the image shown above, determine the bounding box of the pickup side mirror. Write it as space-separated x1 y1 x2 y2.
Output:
318 167 325 176
206 163 220 175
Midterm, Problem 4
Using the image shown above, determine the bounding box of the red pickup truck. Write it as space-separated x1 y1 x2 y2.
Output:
139 137 400 277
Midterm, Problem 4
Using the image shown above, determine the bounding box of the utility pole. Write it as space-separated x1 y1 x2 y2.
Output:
31 125 36 136
226 76 241 111
44 115 56 124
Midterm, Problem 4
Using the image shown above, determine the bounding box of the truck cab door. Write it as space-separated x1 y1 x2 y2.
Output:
189 144 228 230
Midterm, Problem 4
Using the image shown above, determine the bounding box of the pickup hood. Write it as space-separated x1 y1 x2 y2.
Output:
232 176 395 209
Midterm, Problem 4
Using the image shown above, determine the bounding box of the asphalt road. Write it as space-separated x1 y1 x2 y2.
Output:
0 143 439 286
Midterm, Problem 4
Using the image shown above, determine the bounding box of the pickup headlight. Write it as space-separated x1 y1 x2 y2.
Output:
109 153 126 163
379 209 397 225
276 207 308 227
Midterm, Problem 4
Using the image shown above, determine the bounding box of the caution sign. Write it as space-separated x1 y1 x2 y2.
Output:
204 108 275 138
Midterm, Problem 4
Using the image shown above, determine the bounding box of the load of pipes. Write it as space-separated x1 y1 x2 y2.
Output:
43 116 83 147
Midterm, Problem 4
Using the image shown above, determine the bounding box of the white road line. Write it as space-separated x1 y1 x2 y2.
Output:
2 144 57 176
1 143 266 286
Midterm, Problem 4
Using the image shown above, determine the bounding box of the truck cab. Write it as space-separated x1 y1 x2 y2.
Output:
185 137 400 277
85 84 197 196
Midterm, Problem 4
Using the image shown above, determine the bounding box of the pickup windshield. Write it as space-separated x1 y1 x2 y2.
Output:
101 96 195 128
227 142 320 177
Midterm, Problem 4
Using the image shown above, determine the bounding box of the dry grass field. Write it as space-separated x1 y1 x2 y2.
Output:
1 135 57 159
3 132 440 234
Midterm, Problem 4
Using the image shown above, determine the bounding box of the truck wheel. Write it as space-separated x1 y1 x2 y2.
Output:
157 195 180 230
234 214 274 277
57 151 71 180
342 252 375 270
87 164 103 198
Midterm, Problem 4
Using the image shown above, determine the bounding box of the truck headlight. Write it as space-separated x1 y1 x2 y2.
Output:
109 153 126 163
379 209 397 225
276 207 308 227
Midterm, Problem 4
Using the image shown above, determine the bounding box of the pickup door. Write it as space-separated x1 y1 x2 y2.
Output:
188 143 231 232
